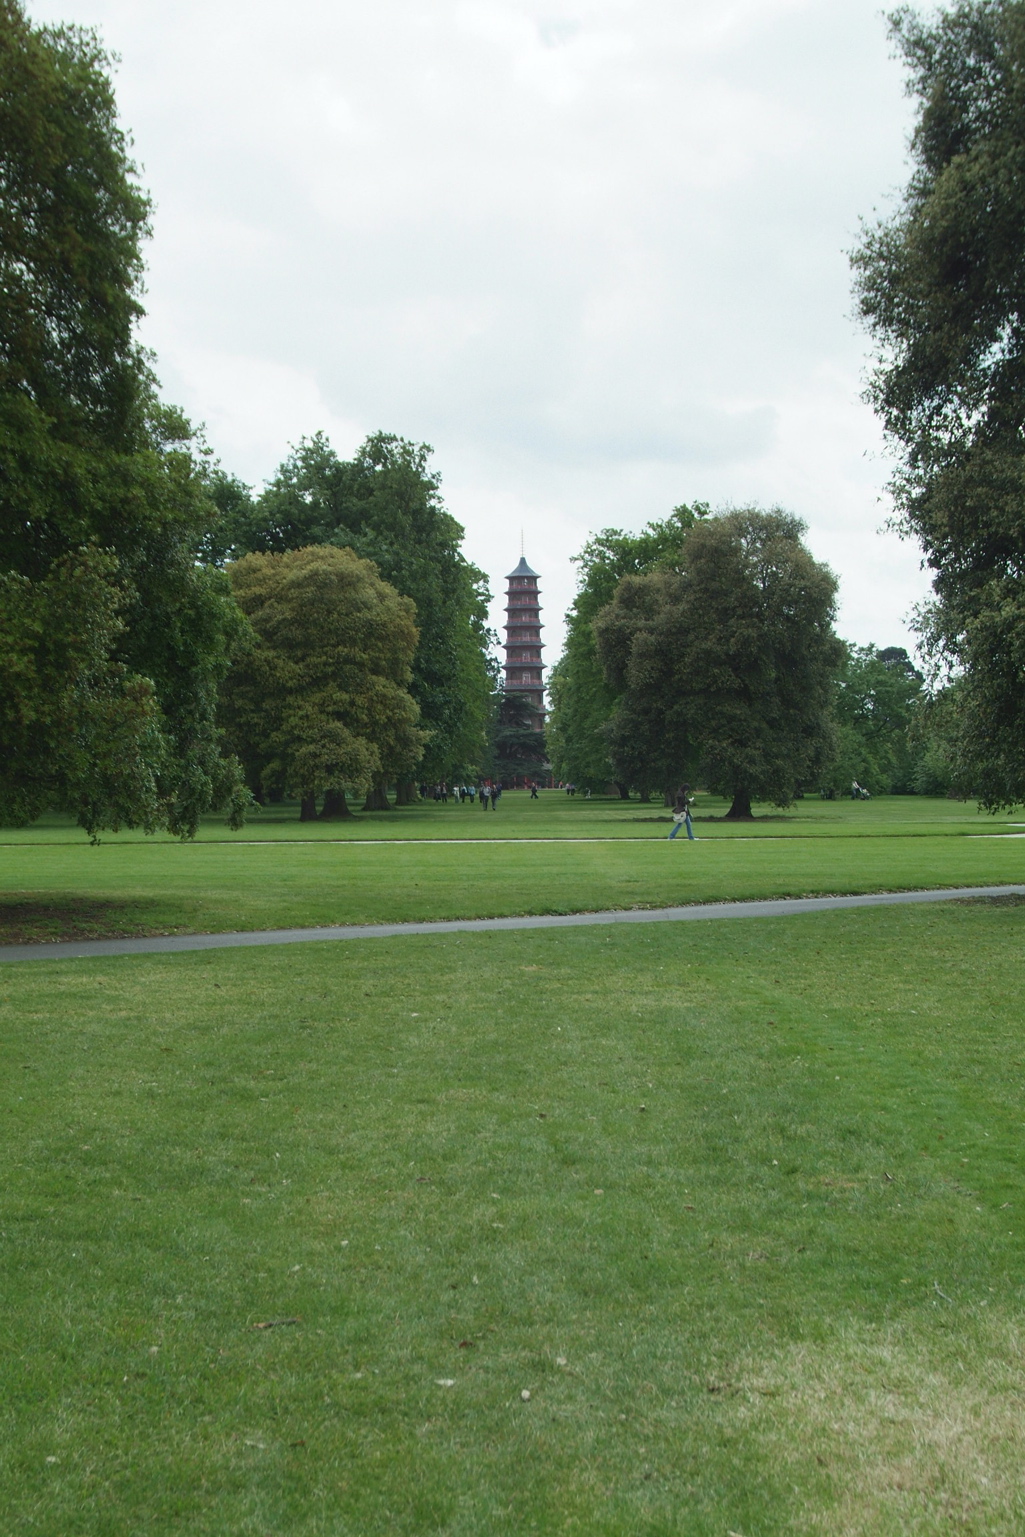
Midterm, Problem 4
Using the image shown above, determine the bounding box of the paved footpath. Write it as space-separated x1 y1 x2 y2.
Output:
2 885 1023 964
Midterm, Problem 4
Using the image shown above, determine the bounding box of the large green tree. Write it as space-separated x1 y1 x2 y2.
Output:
826 644 924 796
0 1 247 835
220 546 425 820
489 694 549 785
546 505 707 794
853 0 1025 808
213 432 496 792
594 509 843 818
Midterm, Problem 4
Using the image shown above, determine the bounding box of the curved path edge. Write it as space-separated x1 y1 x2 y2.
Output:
2 885 1024 964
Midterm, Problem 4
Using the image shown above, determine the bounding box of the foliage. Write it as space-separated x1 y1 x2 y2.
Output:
220 546 425 816
823 644 924 795
214 432 497 782
546 505 707 791
489 693 548 784
852 0 1025 808
595 509 843 816
0 1 248 835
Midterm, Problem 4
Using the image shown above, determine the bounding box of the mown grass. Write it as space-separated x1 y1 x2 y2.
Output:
1 820 1023 944
2 900 1024 1534
2 790 1021 843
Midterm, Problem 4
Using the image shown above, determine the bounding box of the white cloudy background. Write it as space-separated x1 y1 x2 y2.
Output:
32 0 929 656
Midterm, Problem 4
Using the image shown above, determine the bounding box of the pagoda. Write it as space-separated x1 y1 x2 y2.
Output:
502 556 545 727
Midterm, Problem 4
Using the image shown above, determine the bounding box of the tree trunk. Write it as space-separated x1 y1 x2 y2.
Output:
299 794 318 821
725 791 753 820
362 784 391 812
319 789 351 819
394 780 416 806
616 783 630 800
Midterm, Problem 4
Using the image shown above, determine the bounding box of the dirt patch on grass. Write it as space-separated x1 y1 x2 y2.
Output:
953 893 1025 908
0 896 174 945
721 1312 1025 1534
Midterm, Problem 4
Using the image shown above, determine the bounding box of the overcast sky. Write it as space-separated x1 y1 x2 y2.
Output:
33 0 931 658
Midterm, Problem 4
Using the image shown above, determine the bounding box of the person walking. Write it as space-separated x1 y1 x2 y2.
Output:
491 781 501 809
529 780 539 800
668 784 696 840
480 782 490 811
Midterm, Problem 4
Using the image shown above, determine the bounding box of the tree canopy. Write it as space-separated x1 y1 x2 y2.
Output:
594 509 843 817
220 546 424 820
546 505 707 792
0 0 247 835
853 0 1025 808
211 432 496 787
827 644 924 796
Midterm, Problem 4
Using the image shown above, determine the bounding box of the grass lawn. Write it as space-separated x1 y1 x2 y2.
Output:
2 790 1023 844
2 899 1024 1534
1 796 1024 944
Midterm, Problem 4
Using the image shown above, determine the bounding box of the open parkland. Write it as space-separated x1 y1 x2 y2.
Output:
1 790 1024 1535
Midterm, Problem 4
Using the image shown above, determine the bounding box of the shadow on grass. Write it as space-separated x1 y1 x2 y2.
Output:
0 895 174 945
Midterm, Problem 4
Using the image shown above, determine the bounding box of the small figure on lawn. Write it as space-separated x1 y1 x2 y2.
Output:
668 784 696 841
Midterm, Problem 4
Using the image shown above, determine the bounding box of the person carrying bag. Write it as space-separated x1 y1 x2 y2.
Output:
668 784 696 841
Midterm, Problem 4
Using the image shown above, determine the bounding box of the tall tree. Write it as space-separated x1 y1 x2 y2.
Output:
853 0 1025 809
827 644 924 795
595 509 843 818
214 432 496 791
546 505 707 794
489 694 549 785
0 1 247 835
220 546 425 820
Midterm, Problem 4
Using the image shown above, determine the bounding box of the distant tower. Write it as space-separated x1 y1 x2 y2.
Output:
503 556 545 727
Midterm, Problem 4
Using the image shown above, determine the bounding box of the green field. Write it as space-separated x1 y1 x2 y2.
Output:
3 900 1025 1534
1 795 1024 945
3 795 1025 1532
2 788 1022 842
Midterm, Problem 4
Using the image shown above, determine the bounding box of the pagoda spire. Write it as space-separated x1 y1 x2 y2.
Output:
502 555 545 727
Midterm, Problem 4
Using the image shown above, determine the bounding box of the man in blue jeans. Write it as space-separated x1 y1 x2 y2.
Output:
668 784 695 840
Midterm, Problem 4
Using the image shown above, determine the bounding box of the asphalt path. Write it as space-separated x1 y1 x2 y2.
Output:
2 885 1023 964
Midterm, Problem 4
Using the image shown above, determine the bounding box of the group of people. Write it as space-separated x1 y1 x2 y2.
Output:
418 781 505 808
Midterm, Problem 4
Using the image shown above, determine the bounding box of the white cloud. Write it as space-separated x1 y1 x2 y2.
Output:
29 0 931 654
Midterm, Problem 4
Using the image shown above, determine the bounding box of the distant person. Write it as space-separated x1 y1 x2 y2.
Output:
668 784 695 840
492 782 501 808
530 780 539 800
480 783 490 811
468 783 476 804
583 787 591 799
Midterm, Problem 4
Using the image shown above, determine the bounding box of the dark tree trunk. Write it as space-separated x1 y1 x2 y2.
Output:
394 780 416 806
616 783 630 800
299 795 318 821
725 792 753 820
362 784 391 812
319 789 351 819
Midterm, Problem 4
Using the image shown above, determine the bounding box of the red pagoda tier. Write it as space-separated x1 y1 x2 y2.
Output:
502 556 545 727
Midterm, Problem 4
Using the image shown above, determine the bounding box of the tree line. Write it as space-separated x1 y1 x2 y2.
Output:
546 504 949 814
3 0 1023 831
549 0 1025 814
0 1 495 832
